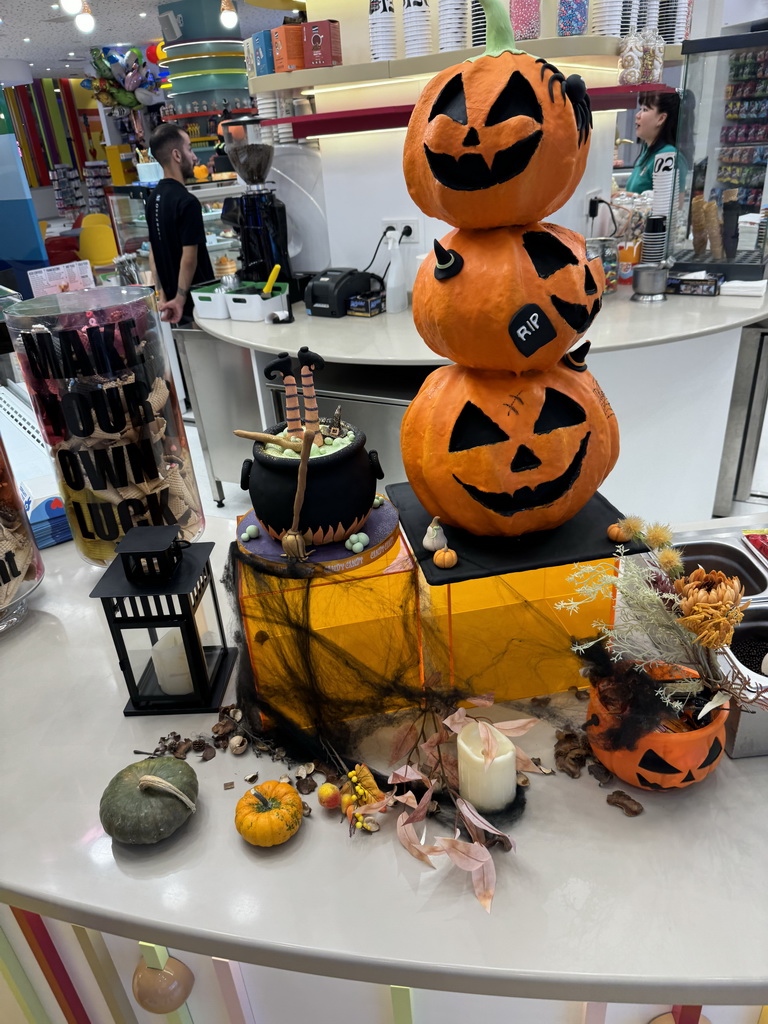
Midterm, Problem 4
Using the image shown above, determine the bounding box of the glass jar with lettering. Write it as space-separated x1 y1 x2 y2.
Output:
0 429 44 633
5 287 205 566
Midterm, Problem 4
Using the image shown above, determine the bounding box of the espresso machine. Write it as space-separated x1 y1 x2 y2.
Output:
219 116 297 300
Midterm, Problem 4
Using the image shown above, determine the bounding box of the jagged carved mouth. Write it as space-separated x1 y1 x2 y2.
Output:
452 432 590 515
423 130 543 191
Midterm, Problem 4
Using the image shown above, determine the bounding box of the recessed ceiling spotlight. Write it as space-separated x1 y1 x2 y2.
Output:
61 0 83 13
29 63 34 66
68 52 75 56
51 3 60 8
65 63 70 67
75 0 95 33
24 37 31 42
139 11 147 16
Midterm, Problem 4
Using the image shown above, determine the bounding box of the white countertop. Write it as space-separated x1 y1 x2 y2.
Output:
195 287 768 364
2 515 768 1004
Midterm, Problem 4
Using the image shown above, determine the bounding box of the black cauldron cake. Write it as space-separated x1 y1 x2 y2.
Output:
235 348 388 564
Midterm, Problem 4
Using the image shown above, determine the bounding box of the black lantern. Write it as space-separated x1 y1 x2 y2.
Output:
90 527 236 716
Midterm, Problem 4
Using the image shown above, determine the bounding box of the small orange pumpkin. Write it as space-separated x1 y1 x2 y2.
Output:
433 545 458 569
401 357 619 537
606 522 633 543
586 679 729 791
413 223 604 372
402 0 592 229
234 780 303 847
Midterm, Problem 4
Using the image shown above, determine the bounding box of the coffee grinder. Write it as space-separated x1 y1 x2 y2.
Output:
219 116 297 300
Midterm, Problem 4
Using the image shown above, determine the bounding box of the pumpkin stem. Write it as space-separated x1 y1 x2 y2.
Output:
475 0 524 58
250 788 271 809
138 775 197 814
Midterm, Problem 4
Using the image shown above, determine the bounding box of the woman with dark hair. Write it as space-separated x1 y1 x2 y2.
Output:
626 91 686 211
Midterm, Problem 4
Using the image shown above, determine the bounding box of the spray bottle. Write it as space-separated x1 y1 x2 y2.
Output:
385 230 407 314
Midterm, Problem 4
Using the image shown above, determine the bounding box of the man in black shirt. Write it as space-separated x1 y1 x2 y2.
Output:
146 124 214 324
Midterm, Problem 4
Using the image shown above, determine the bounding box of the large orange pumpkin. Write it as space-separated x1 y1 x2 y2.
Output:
586 684 729 791
413 224 604 372
400 356 619 537
403 0 592 229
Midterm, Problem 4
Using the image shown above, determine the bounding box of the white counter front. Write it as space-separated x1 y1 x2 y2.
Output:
2 516 768 1006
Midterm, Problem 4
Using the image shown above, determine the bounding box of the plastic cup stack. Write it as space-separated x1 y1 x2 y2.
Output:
470 0 486 46
403 0 432 59
369 0 398 61
557 0 588 36
590 0 621 36
256 93 278 146
641 215 667 264
439 0 468 52
509 0 540 41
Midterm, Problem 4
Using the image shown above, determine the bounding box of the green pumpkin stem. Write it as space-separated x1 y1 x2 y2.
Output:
139 775 197 813
476 0 524 57
250 787 272 810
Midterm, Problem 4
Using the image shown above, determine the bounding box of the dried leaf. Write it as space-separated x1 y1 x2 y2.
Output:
435 836 492 872
456 798 515 853
587 762 614 787
569 685 590 702
554 730 590 779
472 856 497 913
173 739 192 759
516 749 551 774
441 752 460 789
223 781 234 790
607 790 644 817
201 744 216 761
243 772 259 784
388 764 425 785
389 721 419 766
465 693 495 707
296 776 317 795
442 708 469 734
396 812 444 867
354 763 385 801
393 791 418 808
404 785 435 825
477 721 498 771
491 717 539 738
420 727 452 751
530 756 556 775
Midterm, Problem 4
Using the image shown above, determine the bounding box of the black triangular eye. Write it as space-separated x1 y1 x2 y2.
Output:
638 749 681 774
698 736 722 769
429 73 467 124
533 388 586 435
584 264 598 295
485 71 543 127
510 445 541 472
522 230 579 279
551 294 591 333
449 402 509 452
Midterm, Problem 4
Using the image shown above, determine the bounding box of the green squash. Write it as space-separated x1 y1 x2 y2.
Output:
99 757 199 845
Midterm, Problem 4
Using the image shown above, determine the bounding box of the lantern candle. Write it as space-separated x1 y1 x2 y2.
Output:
457 721 517 813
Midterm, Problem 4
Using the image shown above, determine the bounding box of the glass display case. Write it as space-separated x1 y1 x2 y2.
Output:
669 30 768 279
107 182 243 272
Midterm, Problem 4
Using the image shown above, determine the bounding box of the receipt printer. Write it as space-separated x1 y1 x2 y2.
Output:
304 268 376 318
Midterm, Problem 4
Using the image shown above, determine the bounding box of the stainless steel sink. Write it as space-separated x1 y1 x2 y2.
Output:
725 606 768 758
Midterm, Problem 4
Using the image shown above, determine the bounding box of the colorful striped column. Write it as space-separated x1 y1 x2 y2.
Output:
10 908 92 1024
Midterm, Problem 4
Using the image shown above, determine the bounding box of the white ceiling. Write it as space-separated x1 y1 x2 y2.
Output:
0 0 277 82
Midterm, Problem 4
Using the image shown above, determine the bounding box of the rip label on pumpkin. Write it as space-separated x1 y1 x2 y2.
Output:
509 304 557 356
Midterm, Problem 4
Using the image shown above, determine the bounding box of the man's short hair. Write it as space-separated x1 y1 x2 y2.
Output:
149 123 187 167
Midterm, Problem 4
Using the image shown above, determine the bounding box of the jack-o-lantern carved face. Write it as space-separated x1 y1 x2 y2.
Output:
413 223 604 372
586 687 728 791
401 353 619 537
403 33 592 229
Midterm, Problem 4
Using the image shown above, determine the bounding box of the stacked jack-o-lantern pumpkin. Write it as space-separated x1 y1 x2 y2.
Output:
401 0 619 538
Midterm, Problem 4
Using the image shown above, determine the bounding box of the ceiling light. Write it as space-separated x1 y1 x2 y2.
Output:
139 11 147 16
29 63 34 66
68 52 75 56
54 88 60 93
75 0 95 32
61 0 84 13
46 68 51 71
51 3 60 8
24 37 31 42
220 0 238 29
65 63 70 67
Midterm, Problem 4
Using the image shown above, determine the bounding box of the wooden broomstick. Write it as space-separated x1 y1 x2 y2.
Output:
281 428 316 562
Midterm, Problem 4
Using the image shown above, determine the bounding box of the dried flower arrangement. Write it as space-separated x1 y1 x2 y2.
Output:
556 517 768 751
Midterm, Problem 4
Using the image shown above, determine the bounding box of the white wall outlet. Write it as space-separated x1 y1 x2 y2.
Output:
381 218 420 245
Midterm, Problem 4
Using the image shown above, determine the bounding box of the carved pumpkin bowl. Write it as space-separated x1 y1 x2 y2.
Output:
586 687 729 792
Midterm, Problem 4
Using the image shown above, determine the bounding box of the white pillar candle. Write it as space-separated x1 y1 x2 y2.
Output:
152 631 194 695
457 721 517 813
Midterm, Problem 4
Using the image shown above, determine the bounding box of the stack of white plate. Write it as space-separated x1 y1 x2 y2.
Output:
659 0 692 43
403 0 432 58
509 0 540 41
439 0 468 52
369 0 398 61
470 0 485 45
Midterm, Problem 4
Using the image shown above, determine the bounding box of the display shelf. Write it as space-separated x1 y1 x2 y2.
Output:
247 36 683 94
